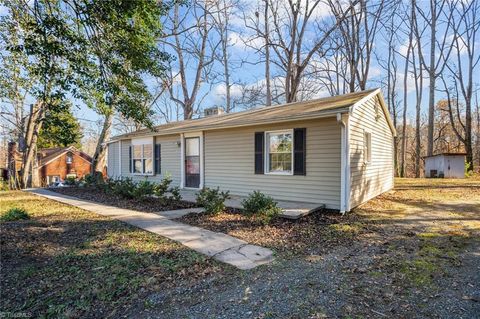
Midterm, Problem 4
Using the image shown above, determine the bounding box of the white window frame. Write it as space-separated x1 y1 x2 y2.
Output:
364 130 372 165
66 153 73 164
264 129 294 176
132 144 154 176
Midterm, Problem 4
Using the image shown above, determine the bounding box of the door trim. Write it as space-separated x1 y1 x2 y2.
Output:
180 131 204 189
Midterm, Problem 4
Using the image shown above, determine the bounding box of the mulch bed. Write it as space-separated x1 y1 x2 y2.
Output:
178 208 368 257
50 187 198 213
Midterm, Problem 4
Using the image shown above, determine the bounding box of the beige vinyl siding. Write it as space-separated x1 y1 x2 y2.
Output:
107 142 119 178
204 118 341 209
118 135 181 185
349 95 394 208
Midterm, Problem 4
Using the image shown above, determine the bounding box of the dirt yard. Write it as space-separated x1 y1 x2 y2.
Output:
1 178 479 318
157 178 480 318
0 191 224 318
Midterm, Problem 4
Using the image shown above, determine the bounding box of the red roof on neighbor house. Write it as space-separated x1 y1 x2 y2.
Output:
37 146 92 167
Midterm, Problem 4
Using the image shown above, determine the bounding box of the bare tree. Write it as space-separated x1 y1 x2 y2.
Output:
412 29 424 178
414 0 456 157
161 1 218 119
442 0 480 171
377 3 401 176
329 0 387 92
209 0 241 112
400 1 414 177
243 0 359 103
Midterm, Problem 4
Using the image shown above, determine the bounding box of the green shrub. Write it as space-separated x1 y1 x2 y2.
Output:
465 162 474 177
131 180 156 199
241 191 281 224
169 186 182 202
0 178 9 191
1 208 30 222
196 187 230 214
82 172 103 187
153 175 173 198
64 176 76 186
108 178 137 199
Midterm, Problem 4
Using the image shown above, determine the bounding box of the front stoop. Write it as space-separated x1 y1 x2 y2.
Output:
25 189 274 270
280 204 326 219
180 189 326 220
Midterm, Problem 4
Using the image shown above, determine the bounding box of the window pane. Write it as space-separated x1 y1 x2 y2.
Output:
186 156 200 174
133 145 142 158
143 144 153 158
268 133 292 153
185 138 200 156
144 159 153 174
133 159 142 173
267 131 292 173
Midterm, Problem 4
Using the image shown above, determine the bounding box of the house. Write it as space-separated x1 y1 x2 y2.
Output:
424 153 466 178
7 144 93 186
107 89 396 212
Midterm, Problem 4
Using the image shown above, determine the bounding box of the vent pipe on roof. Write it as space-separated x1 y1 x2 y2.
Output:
203 107 224 117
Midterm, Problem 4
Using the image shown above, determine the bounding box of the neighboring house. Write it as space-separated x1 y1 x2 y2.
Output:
424 153 466 178
107 89 396 212
7 144 93 186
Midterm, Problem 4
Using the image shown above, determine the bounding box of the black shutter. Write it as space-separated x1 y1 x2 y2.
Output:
129 146 132 173
154 144 161 174
293 128 306 175
254 132 264 174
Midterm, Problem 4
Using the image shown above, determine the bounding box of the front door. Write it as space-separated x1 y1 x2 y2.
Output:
185 137 200 188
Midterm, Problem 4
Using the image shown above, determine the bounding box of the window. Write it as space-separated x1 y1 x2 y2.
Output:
132 144 153 174
66 153 73 164
364 131 372 164
48 175 60 185
266 130 293 174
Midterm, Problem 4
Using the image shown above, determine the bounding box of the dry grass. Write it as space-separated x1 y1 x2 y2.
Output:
0 191 222 318
180 178 480 257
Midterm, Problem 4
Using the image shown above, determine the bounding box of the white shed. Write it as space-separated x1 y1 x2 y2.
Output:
424 153 466 178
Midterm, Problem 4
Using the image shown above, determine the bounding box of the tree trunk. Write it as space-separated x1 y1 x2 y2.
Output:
465 99 473 170
184 100 193 120
426 0 437 157
427 72 436 156
91 112 113 175
264 0 271 106
21 102 45 188
415 102 421 177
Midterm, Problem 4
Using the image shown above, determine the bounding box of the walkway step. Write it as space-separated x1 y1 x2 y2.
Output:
25 189 274 270
156 207 204 219
280 204 326 219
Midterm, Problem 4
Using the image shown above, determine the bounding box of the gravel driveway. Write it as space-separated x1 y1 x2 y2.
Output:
123 180 480 319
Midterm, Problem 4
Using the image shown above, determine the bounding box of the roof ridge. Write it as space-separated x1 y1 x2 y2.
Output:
110 89 380 141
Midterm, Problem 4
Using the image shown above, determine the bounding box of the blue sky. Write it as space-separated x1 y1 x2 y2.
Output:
1 0 477 137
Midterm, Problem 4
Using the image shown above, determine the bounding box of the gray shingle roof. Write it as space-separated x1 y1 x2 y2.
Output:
110 89 379 141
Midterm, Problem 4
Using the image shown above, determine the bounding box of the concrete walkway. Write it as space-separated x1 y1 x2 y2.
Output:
26 189 274 270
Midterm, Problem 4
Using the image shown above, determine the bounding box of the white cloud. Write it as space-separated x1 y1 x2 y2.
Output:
213 83 244 98
228 31 264 51
0 5 9 16
368 66 382 80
